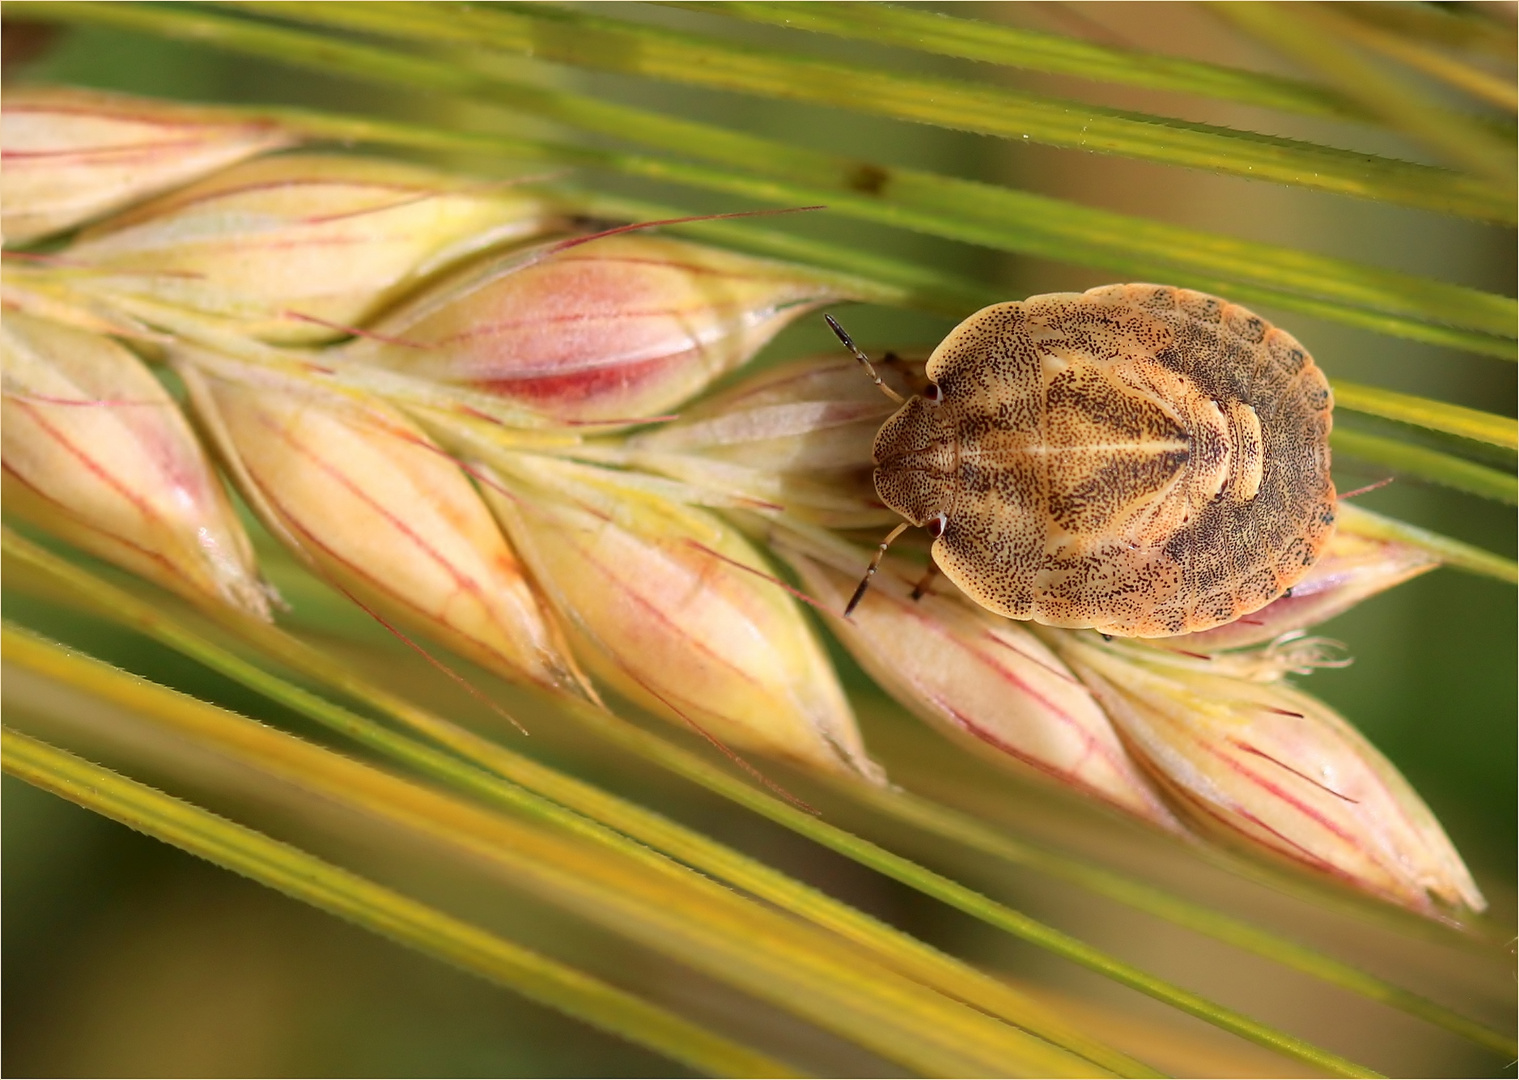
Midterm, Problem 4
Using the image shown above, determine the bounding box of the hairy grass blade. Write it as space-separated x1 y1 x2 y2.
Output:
0 727 803 1080
1215 3 1514 186
1 625 1107 1079
0 529 1154 1078
1333 503 1517 583
667 1 1367 120
1332 382 1518 450
357 0 1513 220
39 0 1516 355
1333 428 1518 504
0 533 1381 1076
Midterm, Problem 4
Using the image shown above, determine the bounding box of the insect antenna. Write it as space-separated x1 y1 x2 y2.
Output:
1337 477 1395 500
845 521 909 616
825 313 904 404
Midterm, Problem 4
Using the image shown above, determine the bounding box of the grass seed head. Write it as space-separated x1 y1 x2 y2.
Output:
784 543 1180 827
347 234 846 425
626 353 920 527
0 88 1484 920
64 153 561 344
1 86 293 246
483 455 881 779
1059 636 1485 915
175 348 583 695
0 312 269 617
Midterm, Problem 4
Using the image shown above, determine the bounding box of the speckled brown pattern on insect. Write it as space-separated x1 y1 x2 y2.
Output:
871 284 1335 637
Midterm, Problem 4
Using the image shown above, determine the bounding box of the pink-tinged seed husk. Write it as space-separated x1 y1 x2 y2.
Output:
1158 511 1440 652
784 546 1178 828
481 456 881 779
346 234 846 425
64 153 562 345
1 86 293 245
174 348 583 696
2 263 164 341
1058 637 1485 915
0 312 269 617
625 354 920 527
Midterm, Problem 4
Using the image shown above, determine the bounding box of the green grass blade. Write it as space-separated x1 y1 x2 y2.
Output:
236 0 1518 340
40 1 1516 354
1331 381 1518 450
10 533 1500 1062
0 530 1152 1078
0 537 1386 1076
1214 3 1514 185
1330 13 1518 112
1337 2 1516 61
559 193 1518 360
211 3 1519 347
364 0 1513 221
0 727 801 1080
1 626 1102 1080
834 782 1518 1060
669 1 1368 120
1334 503 1517 583
1333 428 1518 504
541 699 1382 1078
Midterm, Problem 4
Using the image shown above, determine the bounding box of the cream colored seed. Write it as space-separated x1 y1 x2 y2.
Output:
840 283 1336 638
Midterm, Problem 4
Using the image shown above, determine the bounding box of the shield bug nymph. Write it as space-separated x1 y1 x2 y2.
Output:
830 283 1336 638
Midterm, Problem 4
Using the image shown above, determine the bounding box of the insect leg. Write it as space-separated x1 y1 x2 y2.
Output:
909 561 940 601
824 314 904 404
845 521 910 616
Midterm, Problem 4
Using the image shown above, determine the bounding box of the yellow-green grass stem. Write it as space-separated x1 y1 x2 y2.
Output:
1333 3 1516 61
542 695 1383 1077
8 528 1507 1057
666 1 1367 120
1331 381 1517 450
1334 503 1518 584
2 533 1376 1076
346 0 1513 220
1332 428 1518 505
0 530 1152 1079
1 626 1106 1080
0 727 801 1080
1330 12 1518 112
1212 2 1514 186
830 778 1517 1060
35 1 1517 357
245 0 1519 342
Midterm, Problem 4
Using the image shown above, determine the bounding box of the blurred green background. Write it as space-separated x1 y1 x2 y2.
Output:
5 4 1514 1076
